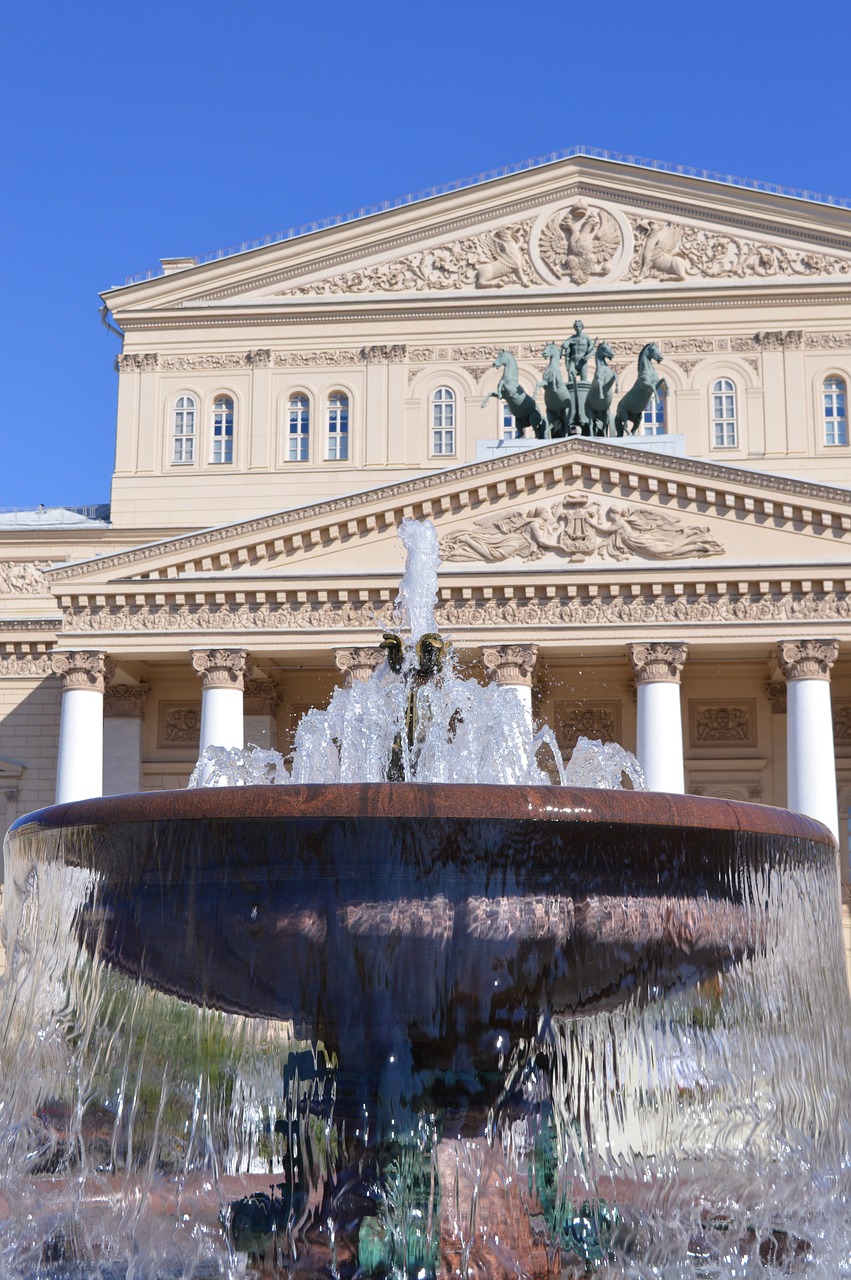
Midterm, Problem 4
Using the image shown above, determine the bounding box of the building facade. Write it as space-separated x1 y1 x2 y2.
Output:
3 151 851 976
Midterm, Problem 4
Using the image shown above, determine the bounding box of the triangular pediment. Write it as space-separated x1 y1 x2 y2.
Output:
103 156 851 318
47 441 851 596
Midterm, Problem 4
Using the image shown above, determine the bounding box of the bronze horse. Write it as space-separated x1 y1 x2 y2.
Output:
615 342 668 436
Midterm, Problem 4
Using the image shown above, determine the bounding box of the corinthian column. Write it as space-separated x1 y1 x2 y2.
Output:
191 649 249 763
777 639 839 839
335 647 385 685
629 642 687 793
52 651 114 803
482 644 538 724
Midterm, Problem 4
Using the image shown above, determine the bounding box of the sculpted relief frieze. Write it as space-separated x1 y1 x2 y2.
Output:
627 216 851 283
440 492 724 564
63 586 851 634
262 193 851 298
0 562 51 594
286 219 543 296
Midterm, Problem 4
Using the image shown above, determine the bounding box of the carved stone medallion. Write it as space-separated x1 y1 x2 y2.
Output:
531 200 630 286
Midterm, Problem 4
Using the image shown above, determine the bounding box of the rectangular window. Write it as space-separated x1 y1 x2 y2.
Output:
432 428 455 455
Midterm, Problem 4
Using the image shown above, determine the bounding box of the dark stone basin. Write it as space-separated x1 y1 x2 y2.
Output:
5 784 834 1125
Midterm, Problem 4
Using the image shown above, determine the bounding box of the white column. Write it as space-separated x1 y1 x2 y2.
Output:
778 639 840 839
481 644 539 727
629 642 688 793
103 683 150 795
191 650 249 773
52 651 114 803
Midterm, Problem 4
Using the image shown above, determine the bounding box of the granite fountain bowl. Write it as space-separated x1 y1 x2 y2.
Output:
2 784 850 1278
3 784 833 1115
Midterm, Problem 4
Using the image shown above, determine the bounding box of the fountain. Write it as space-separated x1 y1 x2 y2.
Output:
2 520 850 1278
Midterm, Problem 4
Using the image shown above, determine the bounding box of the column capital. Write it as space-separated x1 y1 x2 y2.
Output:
104 682 150 718
481 644 539 687
777 639 839 682
335 647 385 684
52 650 114 693
244 677 284 714
191 648 249 691
628 642 688 685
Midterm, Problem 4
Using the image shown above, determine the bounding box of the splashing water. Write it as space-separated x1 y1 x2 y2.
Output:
189 519 645 791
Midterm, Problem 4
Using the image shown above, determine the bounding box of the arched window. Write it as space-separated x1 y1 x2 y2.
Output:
326 392 349 460
711 378 737 448
824 376 848 446
432 387 455 455
639 391 666 436
288 394 310 461
211 396 234 464
501 400 515 442
172 395 196 463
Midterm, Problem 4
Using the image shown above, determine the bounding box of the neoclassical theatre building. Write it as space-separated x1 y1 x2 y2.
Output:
3 149 851 976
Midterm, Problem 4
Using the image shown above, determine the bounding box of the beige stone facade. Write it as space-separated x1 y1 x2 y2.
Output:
3 152 851 979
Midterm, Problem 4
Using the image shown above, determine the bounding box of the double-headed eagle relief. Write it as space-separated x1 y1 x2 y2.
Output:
537 201 622 285
487 321 666 440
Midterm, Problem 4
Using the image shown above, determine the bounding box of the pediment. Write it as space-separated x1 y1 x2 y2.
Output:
103 156 851 318
47 441 851 597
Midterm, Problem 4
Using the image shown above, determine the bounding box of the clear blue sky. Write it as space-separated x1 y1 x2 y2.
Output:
3 0 850 510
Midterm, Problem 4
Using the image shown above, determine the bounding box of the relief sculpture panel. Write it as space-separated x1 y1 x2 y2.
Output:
627 215 851 282
285 219 543 295
440 492 724 563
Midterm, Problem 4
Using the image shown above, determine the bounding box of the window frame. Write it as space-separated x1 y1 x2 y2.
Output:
823 375 849 447
210 394 235 465
711 378 738 449
172 393 197 465
287 392 311 462
326 391 350 462
431 386 456 457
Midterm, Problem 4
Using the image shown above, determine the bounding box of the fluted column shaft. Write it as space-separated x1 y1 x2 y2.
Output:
629 643 687 794
52 651 114 803
778 640 839 839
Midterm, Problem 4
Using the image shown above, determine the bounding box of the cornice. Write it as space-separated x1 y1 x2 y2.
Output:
118 284 851 330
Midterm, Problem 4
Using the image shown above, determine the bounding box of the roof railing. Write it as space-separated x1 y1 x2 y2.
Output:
0 504 111 520
122 145 851 286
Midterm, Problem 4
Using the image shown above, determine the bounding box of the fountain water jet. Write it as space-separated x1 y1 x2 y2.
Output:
1 521 850 1278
